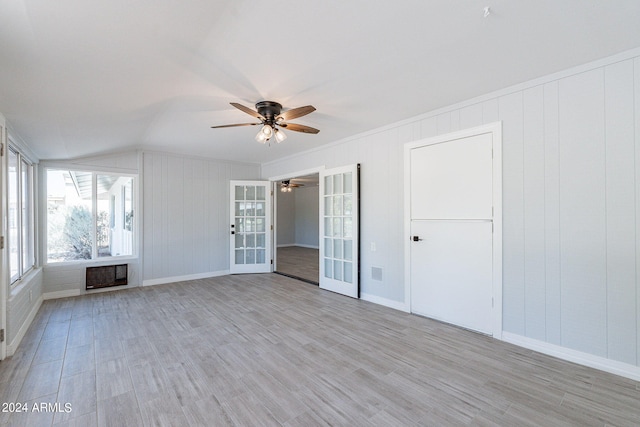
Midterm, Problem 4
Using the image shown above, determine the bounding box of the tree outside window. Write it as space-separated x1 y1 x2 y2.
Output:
47 170 134 262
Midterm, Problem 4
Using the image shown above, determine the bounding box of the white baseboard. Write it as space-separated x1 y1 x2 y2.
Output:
7 296 43 356
502 332 640 382
360 293 410 313
43 289 82 300
294 244 319 249
277 244 319 249
142 270 230 287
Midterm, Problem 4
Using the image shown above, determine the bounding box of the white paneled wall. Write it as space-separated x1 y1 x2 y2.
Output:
294 186 319 248
263 50 640 369
142 151 260 283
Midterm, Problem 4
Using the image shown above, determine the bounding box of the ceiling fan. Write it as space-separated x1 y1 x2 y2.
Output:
280 179 304 192
211 101 320 143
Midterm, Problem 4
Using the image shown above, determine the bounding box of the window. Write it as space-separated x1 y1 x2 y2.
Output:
8 146 35 284
46 169 135 263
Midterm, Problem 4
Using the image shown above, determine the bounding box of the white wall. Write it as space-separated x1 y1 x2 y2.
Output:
276 190 295 246
294 186 319 248
141 151 260 284
262 49 640 371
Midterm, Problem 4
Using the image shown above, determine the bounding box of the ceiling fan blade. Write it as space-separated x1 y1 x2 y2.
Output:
210 123 261 129
280 123 320 134
277 105 316 121
230 102 265 120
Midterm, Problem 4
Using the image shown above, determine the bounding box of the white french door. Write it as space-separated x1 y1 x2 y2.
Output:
319 164 359 298
229 181 272 274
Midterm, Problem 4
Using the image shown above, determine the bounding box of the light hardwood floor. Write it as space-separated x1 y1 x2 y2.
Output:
275 246 319 284
0 274 639 426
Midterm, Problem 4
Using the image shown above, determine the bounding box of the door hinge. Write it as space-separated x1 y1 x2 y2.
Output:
0 329 4 343
0 142 4 157
270 225 273 230
271 190 274 196
0 236 4 250
270 259 273 265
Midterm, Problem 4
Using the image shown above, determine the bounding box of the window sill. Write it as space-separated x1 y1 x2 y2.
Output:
45 256 139 268
10 267 43 299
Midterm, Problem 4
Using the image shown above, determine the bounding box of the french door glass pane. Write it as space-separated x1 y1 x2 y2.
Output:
324 238 332 257
235 250 244 264
324 258 332 278
256 249 265 264
333 174 342 194
235 186 245 200
256 186 266 200
246 233 255 248
333 260 343 280
344 239 353 261
332 218 342 237
246 186 256 200
344 172 352 193
333 239 343 259
246 249 256 264
324 176 332 195
333 196 343 216
256 233 265 248
344 262 353 283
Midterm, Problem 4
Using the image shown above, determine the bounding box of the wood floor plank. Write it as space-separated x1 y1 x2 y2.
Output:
0 273 638 426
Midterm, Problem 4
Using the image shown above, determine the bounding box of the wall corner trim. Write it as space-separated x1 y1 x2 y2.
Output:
502 332 640 382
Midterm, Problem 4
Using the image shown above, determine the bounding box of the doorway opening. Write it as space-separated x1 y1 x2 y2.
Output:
274 173 320 284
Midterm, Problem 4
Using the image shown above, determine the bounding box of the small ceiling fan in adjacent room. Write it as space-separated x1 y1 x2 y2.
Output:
211 101 320 143
280 179 304 192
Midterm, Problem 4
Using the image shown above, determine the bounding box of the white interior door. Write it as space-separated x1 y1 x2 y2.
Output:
230 181 272 274
409 130 498 335
319 164 359 298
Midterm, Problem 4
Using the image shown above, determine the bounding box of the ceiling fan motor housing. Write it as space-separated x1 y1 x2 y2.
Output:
256 101 282 125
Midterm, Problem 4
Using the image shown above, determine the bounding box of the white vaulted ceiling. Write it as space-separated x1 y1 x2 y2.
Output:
1 1 639 163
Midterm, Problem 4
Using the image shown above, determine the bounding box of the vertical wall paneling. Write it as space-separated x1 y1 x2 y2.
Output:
420 116 437 140
636 57 640 365
437 113 451 135
482 98 500 124
543 81 562 345
523 86 547 340
559 69 607 357
261 50 640 372
499 92 526 335
460 103 484 130
450 109 461 132
604 60 636 364
142 152 259 282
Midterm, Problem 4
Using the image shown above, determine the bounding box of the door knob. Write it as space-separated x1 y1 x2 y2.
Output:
412 236 423 242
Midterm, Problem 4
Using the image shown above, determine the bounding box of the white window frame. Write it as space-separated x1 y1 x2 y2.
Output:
8 144 36 287
44 167 138 265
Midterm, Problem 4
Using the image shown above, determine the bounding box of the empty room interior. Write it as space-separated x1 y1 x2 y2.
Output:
1 1 640 426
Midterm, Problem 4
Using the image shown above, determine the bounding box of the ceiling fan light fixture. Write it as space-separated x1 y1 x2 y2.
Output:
261 124 273 137
274 129 287 143
255 131 267 143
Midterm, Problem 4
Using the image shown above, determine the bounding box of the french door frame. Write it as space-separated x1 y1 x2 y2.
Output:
268 166 325 275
